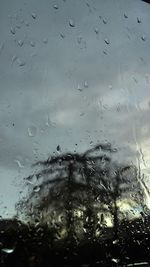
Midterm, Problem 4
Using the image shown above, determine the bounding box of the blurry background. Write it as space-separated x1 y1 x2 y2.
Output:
0 0 150 218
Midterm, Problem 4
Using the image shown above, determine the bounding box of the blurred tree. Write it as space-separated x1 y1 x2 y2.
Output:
16 144 144 243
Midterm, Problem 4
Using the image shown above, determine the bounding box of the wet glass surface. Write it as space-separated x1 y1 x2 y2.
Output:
1 0 150 266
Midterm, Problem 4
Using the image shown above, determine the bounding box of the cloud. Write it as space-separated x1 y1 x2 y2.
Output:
0 0 150 215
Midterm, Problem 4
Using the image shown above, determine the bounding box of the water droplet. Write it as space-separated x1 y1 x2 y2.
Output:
137 17 141 23
94 27 99 34
30 41 36 47
141 35 146 41
46 116 56 127
43 38 48 44
12 55 17 64
33 186 40 193
104 38 110 45
60 32 65 39
2 247 15 254
103 18 107 24
69 19 75 27
17 58 26 67
77 84 83 92
26 175 37 185
113 239 118 244
10 27 16 35
56 145 61 152
45 114 51 127
15 160 24 168
124 13 128 18
28 126 37 137
18 40 24 47
84 81 88 88
103 50 107 55
53 4 59 9
112 258 119 263
31 13 37 19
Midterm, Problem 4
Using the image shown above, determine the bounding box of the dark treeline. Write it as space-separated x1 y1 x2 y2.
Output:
1 216 150 266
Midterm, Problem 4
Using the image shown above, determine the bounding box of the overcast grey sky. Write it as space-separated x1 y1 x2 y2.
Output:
0 0 150 217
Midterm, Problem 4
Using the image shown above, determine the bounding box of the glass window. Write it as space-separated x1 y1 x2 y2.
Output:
1 0 150 266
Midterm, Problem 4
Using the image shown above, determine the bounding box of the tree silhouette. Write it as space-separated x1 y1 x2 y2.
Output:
16 143 145 243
